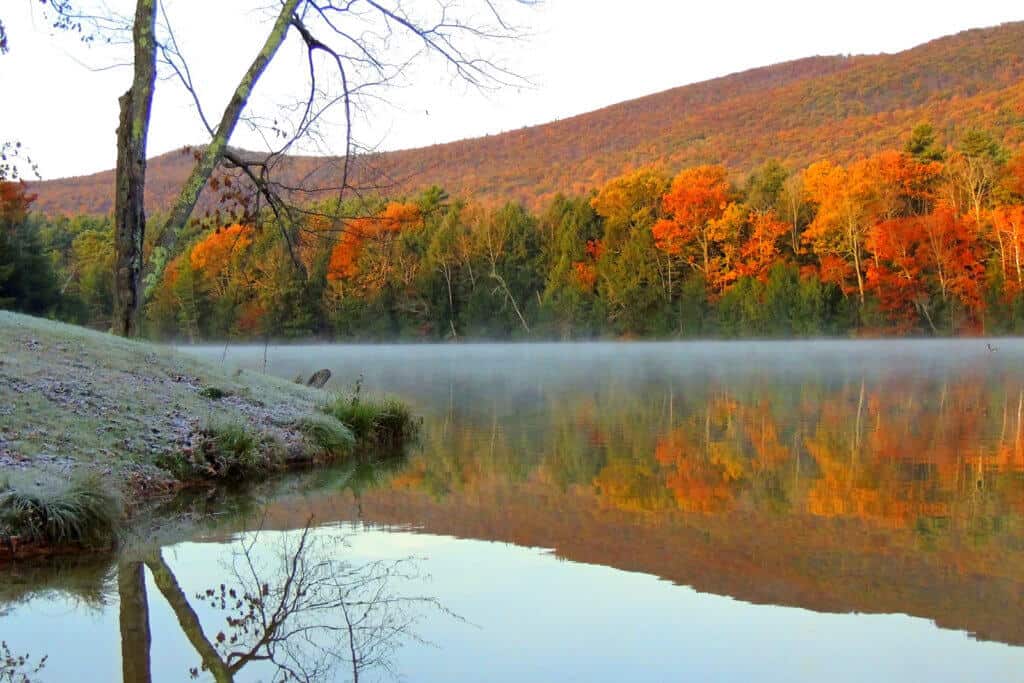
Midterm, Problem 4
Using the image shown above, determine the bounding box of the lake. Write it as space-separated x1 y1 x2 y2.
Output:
4 340 1024 681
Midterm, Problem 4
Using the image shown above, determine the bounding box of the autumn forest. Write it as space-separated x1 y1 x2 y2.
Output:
4 122 1024 340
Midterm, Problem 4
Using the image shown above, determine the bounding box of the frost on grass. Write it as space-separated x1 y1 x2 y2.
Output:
0 312 326 490
1 312 417 497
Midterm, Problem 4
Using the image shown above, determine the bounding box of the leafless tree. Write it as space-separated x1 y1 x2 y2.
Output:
0 142 39 183
29 0 535 336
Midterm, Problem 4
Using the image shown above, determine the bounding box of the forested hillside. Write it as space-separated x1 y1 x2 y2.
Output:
6 22 1024 340
28 21 1024 215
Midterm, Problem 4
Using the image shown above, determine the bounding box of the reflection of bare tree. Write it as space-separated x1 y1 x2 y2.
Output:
120 520 444 682
0 641 46 683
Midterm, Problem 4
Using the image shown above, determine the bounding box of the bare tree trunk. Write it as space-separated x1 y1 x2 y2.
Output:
930 230 948 302
119 561 153 683
441 261 457 337
112 0 158 337
702 235 710 278
849 221 865 306
1015 223 1023 287
916 298 939 334
120 0 299 327
490 269 530 333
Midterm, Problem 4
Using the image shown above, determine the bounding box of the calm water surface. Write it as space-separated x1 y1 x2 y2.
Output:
5 341 1024 681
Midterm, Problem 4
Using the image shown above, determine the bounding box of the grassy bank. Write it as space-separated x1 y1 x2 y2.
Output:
0 312 418 556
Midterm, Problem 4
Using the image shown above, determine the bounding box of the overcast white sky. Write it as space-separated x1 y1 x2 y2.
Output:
1 0 1021 180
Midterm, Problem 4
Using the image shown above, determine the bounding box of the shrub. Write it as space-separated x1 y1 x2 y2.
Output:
0 475 121 548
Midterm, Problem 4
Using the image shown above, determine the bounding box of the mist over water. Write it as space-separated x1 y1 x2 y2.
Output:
199 337 1020 394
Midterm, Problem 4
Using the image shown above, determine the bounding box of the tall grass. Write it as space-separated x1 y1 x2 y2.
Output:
0 475 121 548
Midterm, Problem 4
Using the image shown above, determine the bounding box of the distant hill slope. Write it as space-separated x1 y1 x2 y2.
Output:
30 21 1024 216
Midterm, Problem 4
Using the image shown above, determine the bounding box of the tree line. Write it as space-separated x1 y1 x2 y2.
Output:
4 124 1024 339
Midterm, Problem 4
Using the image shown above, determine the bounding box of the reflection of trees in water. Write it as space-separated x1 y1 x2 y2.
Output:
118 521 443 682
119 560 151 683
0 556 115 682
635 377 1024 532
0 555 115 618
395 368 1024 539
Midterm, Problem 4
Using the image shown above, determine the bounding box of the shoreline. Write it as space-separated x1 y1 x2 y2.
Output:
0 311 417 561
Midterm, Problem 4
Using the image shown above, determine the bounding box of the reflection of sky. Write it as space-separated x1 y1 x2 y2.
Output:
4 527 1024 682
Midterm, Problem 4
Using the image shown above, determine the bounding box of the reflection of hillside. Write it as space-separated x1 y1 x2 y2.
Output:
256 481 1024 647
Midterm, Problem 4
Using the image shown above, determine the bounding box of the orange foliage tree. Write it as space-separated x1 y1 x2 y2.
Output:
572 239 603 291
803 159 881 305
326 202 422 288
919 205 985 322
802 151 940 306
189 223 254 296
0 181 36 226
866 217 931 330
651 165 740 291
738 210 791 281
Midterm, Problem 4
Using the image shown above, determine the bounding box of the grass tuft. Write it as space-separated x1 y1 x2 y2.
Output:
0 475 121 548
322 394 419 450
207 418 260 462
199 386 230 400
160 417 284 481
296 414 355 460
202 417 286 480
